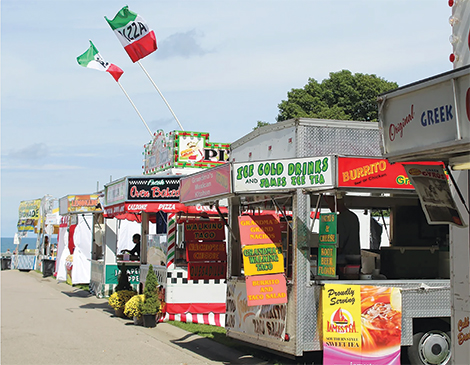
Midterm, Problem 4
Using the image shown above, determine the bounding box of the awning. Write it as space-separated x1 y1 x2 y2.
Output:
103 202 228 220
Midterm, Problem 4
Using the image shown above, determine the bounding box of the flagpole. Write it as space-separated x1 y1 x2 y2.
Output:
116 81 153 138
137 60 184 131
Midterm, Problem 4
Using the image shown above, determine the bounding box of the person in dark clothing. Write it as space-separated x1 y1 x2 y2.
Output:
324 196 361 257
122 234 141 258
324 195 361 278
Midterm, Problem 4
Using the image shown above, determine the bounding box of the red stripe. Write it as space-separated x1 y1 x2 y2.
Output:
214 314 221 327
106 63 124 82
202 314 209 325
165 303 226 314
124 31 157 63
181 313 187 323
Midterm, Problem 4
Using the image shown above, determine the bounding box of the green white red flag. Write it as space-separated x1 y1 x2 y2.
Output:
105 6 157 63
76 41 124 82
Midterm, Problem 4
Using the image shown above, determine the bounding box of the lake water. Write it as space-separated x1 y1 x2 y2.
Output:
1 237 57 254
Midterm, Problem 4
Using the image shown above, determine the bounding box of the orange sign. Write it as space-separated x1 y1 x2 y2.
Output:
67 194 101 213
246 274 287 306
238 214 281 245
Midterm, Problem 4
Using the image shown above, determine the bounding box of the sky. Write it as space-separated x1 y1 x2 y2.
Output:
1 0 454 237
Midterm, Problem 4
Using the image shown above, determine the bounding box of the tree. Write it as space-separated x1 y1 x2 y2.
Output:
253 121 270 130
276 70 398 123
142 264 160 315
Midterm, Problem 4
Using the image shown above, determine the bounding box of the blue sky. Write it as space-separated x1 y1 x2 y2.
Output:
1 0 453 237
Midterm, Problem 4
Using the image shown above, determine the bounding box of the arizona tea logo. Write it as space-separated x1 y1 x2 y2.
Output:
327 308 357 334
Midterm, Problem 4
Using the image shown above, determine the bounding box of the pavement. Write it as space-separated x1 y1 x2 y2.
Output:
1 270 268 365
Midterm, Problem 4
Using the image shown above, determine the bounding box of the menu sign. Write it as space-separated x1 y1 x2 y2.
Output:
184 220 226 241
242 243 284 276
186 241 227 262
245 274 287 306
188 262 226 280
233 156 334 192
317 213 337 278
238 214 282 245
185 219 227 280
238 214 288 305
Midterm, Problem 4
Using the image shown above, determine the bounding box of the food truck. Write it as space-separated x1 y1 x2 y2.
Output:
378 64 470 364
95 129 231 325
180 119 454 364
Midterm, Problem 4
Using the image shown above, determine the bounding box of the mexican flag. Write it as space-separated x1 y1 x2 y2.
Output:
77 41 124 82
105 6 157 63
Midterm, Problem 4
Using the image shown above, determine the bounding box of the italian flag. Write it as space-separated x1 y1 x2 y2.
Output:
76 41 124 82
105 6 157 63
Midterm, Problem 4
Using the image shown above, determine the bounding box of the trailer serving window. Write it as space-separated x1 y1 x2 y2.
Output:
308 192 449 280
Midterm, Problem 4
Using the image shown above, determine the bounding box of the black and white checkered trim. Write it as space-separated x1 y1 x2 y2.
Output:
166 269 226 285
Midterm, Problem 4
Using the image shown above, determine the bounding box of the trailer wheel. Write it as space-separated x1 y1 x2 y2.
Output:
407 330 451 365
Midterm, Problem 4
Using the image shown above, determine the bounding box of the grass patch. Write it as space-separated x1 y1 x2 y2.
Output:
74 284 90 291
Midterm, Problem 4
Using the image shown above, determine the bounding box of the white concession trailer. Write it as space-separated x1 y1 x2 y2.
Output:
378 64 470 364
181 119 455 364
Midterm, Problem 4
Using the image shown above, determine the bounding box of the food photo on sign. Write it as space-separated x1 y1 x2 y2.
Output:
322 284 402 365
404 164 466 226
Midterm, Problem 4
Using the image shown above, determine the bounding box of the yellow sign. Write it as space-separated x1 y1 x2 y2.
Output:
322 284 361 355
322 284 403 363
242 243 284 276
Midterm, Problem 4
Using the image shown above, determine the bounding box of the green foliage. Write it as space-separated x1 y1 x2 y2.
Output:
142 296 160 315
115 266 133 292
277 70 398 123
253 120 270 130
142 264 160 315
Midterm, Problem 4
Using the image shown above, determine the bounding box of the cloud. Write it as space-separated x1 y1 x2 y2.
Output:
8 143 49 160
156 29 212 59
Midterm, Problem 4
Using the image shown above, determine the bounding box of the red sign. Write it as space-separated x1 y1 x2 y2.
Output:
238 214 281 245
186 241 227 262
337 157 443 190
184 220 226 242
180 163 231 203
188 262 227 280
246 274 288 306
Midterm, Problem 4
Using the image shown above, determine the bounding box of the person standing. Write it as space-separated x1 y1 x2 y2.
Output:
324 195 361 276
